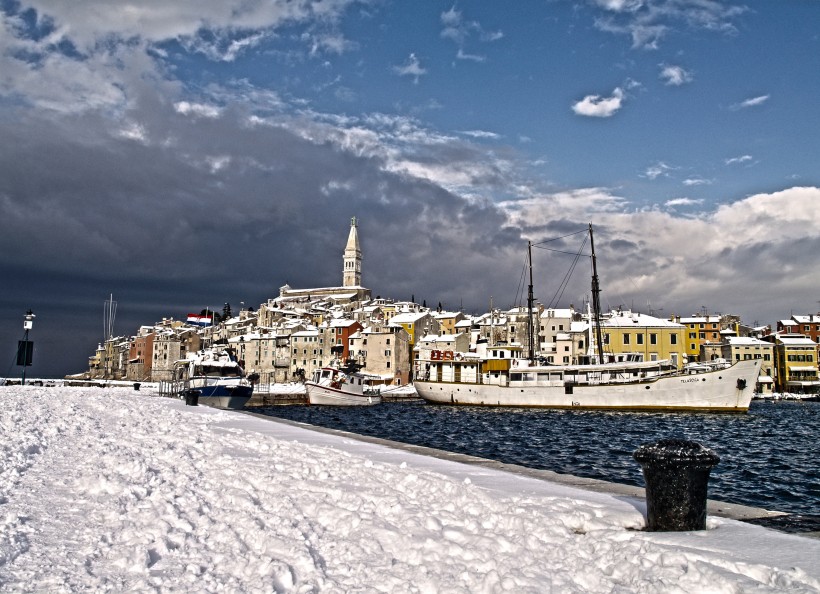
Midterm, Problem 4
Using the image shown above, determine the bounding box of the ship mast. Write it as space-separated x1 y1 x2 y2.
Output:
527 241 535 363
588 224 606 364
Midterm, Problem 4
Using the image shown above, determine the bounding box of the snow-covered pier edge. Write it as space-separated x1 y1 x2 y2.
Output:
2 386 819 592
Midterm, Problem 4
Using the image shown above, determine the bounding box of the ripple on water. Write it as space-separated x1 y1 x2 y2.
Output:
258 400 820 516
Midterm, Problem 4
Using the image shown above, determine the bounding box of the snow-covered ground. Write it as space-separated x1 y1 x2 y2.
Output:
1 386 818 593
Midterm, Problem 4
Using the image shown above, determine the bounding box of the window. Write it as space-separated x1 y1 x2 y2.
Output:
623 333 630 345
671 334 678 345
650 333 657 345
636 334 644 345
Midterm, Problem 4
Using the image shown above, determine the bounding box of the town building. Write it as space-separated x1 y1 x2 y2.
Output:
600 310 686 367
721 336 775 396
765 333 820 394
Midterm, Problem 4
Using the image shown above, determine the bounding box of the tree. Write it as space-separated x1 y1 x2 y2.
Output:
222 302 232 320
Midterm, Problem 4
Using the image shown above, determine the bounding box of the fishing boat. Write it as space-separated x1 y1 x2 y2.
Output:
306 365 383 406
414 224 761 412
174 349 253 409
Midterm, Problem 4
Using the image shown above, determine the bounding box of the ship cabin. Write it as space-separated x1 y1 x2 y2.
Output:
418 348 677 388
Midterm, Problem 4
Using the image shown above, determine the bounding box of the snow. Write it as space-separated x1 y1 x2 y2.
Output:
2 386 819 593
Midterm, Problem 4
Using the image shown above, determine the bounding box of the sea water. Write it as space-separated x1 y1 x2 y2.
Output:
257 400 819 517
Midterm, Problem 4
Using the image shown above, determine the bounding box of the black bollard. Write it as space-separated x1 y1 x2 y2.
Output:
184 389 199 406
133 383 140 391
633 439 720 531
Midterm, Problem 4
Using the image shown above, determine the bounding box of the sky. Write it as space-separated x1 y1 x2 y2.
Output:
1 0 820 378
2 386 819 592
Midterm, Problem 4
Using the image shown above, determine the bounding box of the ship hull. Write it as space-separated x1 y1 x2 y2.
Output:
187 379 253 409
306 383 381 406
415 359 760 412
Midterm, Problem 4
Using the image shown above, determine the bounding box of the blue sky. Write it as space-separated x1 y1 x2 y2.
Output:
1 0 819 377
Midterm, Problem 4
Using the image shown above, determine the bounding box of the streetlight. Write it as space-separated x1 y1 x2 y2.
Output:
18 310 35 385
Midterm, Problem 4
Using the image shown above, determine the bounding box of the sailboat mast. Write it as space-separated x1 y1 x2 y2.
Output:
527 241 535 362
589 224 606 364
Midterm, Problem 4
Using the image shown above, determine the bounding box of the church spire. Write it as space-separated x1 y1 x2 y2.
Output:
343 217 362 287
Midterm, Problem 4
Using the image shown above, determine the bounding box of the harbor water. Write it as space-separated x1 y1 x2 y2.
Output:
257 400 819 517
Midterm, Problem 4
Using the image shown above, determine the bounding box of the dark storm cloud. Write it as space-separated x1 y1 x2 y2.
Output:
0 97 528 377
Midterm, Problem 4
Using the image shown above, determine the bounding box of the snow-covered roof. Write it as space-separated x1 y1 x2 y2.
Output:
391 312 429 324
603 312 682 328
726 336 770 346
778 335 817 346
327 318 359 328
540 308 574 319
679 315 722 323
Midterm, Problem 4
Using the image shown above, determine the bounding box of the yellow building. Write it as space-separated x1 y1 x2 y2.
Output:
677 314 722 362
770 334 819 394
600 310 686 368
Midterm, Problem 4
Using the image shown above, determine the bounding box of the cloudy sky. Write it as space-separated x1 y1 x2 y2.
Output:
2 0 819 378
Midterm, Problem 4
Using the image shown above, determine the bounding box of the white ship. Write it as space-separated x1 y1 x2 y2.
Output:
414 225 760 412
414 352 760 411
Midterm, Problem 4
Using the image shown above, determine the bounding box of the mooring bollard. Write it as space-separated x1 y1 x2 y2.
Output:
133 382 140 391
633 439 720 531
184 389 199 406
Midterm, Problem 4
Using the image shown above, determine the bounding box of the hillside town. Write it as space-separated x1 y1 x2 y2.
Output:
76 219 820 397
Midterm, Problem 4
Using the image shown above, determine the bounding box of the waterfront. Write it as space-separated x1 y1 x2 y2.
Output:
258 400 820 517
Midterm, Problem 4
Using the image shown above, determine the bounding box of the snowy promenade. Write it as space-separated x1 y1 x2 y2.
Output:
1 386 819 593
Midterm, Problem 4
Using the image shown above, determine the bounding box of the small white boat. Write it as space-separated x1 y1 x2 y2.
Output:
306 366 383 406
174 349 253 409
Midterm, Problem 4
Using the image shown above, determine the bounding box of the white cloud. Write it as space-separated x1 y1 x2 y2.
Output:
594 0 645 11
456 49 486 63
392 53 427 84
174 101 221 118
13 0 359 51
725 155 753 165
643 161 675 180
440 5 502 61
730 94 770 110
592 0 746 50
659 64 692 86
683 177 711 186
499 186 820 324
571 87 625 117
665 197 703 207
460 130 501 139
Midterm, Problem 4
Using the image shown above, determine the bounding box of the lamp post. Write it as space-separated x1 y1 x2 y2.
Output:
19 310 35 385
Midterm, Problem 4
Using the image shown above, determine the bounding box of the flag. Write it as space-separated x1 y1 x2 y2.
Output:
187 313 213 326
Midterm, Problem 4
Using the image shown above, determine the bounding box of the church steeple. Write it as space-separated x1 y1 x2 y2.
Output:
343 216 362 287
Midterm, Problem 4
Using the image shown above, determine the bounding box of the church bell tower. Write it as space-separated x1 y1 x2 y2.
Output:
343 217 362 287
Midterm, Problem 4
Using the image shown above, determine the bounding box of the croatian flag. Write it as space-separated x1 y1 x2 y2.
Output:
187 313 213 326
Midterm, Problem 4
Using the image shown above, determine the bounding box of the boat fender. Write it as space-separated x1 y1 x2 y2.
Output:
736 378 747 390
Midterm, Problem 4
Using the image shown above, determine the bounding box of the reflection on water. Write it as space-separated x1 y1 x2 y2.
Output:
258 400 820 516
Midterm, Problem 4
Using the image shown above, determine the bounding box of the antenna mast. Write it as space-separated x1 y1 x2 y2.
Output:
104 294 117 341
527 241 535 362
588 224 606 364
